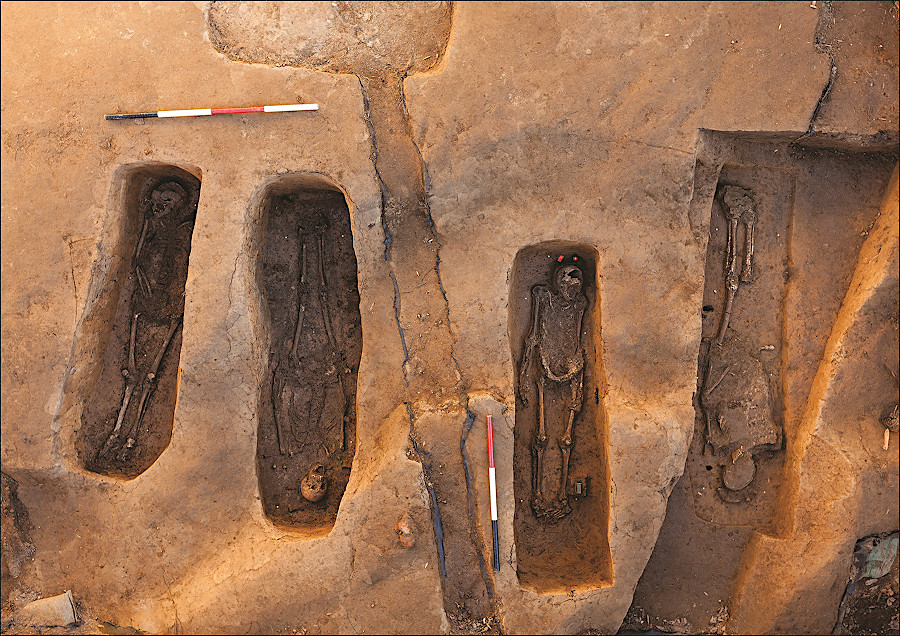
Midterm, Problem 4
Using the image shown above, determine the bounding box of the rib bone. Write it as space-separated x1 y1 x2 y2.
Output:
135 266 152 297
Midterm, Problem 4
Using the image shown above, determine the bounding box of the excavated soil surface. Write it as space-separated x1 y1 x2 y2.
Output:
623 134 899 635
1 2 898 635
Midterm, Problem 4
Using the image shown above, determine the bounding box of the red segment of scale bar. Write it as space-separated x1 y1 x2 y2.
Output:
487 415 495 468
211 107 266 115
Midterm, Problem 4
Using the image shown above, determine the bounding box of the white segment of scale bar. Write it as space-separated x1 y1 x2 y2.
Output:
264 104 319 112
489 467 498 521
157 109 213 118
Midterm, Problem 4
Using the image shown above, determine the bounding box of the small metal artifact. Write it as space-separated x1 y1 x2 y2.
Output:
300 464 328 502
701 338 780 494
518 256 588 522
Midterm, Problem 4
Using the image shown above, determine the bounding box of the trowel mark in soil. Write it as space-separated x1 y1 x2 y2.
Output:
510 241 612 594
81 168 199 478
257 188 362 533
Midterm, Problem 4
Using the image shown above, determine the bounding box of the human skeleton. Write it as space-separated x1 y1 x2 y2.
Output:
272 211 349 464
98 182 188 462
716 186 756 345
518 259 588 521
702 185 781 494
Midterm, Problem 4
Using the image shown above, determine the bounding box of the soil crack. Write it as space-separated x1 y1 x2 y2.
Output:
797 0 838 141
357 70 500 629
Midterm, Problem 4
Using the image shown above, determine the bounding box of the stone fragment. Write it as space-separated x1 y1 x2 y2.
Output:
16 590 77 627
397 513 416 548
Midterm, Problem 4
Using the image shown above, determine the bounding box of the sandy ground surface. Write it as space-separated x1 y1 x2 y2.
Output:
2 1 898 634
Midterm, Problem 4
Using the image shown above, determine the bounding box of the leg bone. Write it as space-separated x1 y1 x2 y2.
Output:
134 219 149 262
558 411 576 502
290 241 307 360
740 211 756 283
272 361 291 456
559 370 583 500
533 376 548 504
315 233 339 353
98 313 140 459
119 319 181 460
716 275 739 345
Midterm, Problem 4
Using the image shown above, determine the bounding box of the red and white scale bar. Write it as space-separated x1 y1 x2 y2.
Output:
487 415 500 572
106 103 318 120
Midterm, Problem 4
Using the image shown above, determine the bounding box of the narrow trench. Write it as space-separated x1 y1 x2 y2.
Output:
796 0 837 143
357 71 500 629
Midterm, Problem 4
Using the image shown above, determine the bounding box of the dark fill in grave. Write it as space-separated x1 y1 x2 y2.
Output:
510 241 612 594
79 165 200 478
256 186 362 533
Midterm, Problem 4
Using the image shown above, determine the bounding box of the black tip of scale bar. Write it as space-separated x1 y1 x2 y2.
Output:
105 113 157 120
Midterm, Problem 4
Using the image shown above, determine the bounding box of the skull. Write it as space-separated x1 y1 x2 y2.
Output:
554 264 583 302
149 182 186 219
300 464 328 502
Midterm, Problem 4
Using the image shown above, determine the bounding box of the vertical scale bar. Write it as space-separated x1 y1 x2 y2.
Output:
487 415 500 572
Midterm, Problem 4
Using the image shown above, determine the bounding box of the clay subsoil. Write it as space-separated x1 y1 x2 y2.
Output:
1 1 898 635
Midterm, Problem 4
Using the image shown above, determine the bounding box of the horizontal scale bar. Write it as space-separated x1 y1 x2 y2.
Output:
106 103 318 120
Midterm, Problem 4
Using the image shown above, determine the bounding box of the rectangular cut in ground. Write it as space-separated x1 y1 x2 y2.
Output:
510 240 612 593
79 165 200 479
688 166 791 526
256 188 362 533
